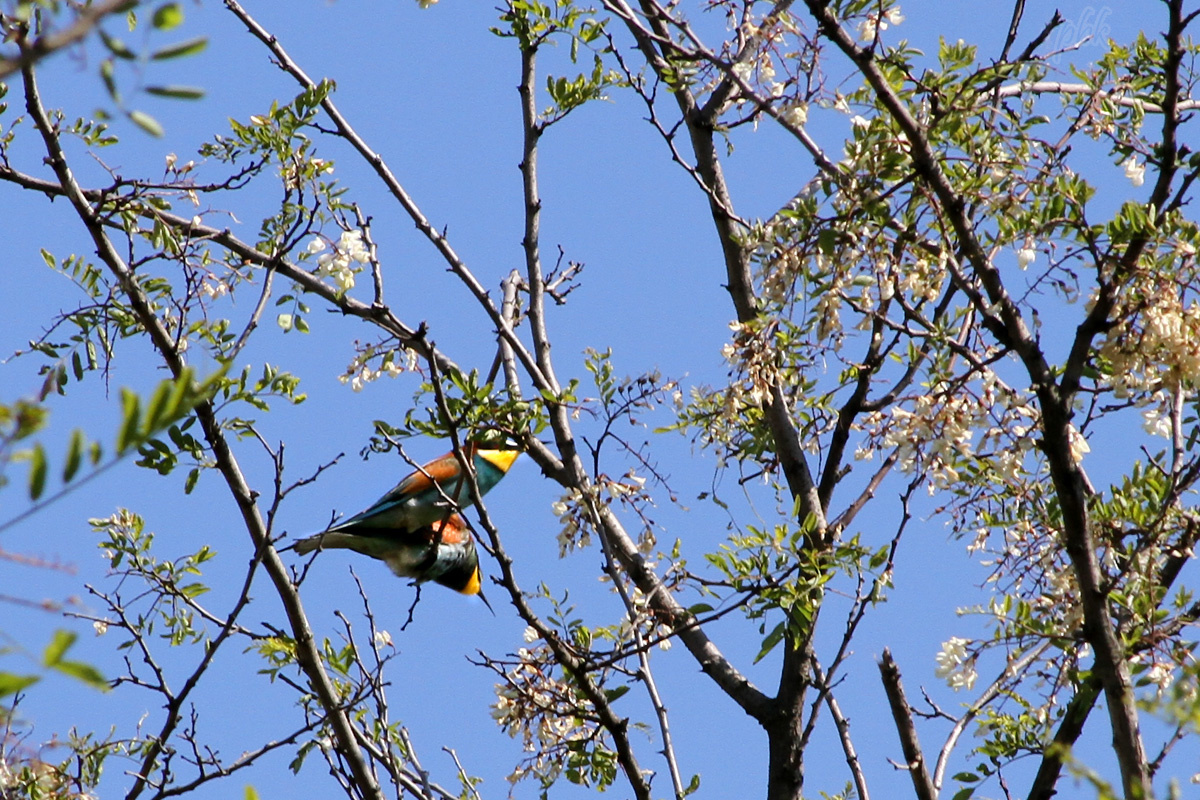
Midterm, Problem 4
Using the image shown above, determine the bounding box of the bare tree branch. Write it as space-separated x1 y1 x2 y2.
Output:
878 649 936 800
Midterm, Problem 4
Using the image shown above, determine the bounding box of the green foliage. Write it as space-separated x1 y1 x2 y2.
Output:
91 508 217 647
201 80 334 167
370 366 546 452
542 53 622 123
88 0 209 136
218 363 307 419
496 0 606 52
0 627 108 701
0 670 39 698
40 631 108 691
253 636 299 683
199 81 350 265
702 519 885 662
496 0 623 125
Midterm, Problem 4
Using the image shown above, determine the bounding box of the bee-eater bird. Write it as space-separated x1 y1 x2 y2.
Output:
293 445 518 600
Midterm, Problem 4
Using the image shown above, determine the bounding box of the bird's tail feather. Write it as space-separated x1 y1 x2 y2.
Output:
293 535 321 555
294 530 394 560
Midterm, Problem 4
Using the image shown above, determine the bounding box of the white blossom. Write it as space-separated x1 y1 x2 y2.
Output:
934 636 977 690
1142 404 1172 438
784 102 808 127
1123 155 1146 187
200 280 228 299
312 228 369 292
858 5 903 40
1067 424 1090 464
656 624 673 651
1146 660 1174 696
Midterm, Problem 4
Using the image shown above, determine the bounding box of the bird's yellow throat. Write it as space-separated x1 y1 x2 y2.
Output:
479 449 520 473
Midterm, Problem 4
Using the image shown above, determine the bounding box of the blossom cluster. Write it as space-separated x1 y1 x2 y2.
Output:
552 488 592 556
491 645 597 786
306 229 370 292
896 253 947 305
618 586 673 651
1097 270 1200 396
857 5 905 41
727 18 796 103
551 472 655 557
934 636 978 690
338 345 418 392
859 380 987 491
720 319 781 406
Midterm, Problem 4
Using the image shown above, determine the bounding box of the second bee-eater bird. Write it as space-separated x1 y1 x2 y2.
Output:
292 444 518 602
296 512 485 596
325 444 519 534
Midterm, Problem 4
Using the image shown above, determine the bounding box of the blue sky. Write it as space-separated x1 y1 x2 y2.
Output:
2 2 1191 799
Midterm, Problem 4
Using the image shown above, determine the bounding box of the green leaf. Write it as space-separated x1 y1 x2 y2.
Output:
42 629 77 667
0 672 40 698
180 582 210 598
817 228 840 255
603 685 630 702
245 786 260 800
152 2 184 30
63 429 85 483
144 85 205 100
165 368 198 424
128 109 164 137
117 388 141 454
150 36 208 60
754 621 785 664
28 443 47 500
99 57 120 103
143 377 172 435
50 660 109 690
98 29 137 59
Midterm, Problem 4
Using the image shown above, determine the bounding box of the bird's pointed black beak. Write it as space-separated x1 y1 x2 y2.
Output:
477 587 496 616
